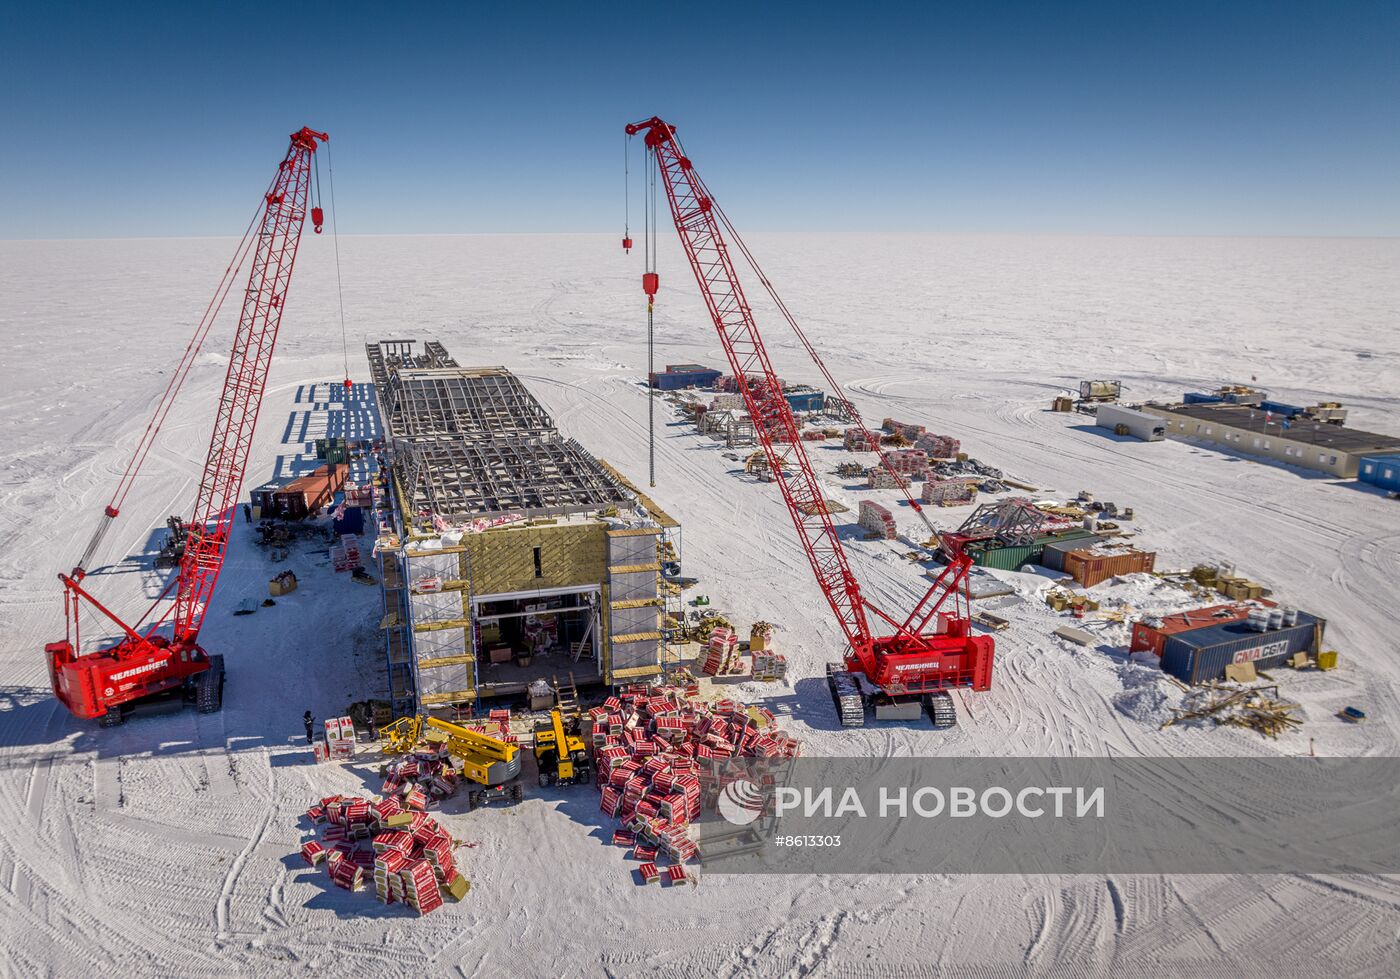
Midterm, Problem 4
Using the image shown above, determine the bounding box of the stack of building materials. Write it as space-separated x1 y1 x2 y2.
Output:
913 433 960 458
881 418 926 440
709 393 744 411
301 794 467 914
921 477 978 506
588 682 802 872
1214 573 1269 601
1059 545 1157 587
748 622 788 680
330 535 362 572
323 716 357 760
858 500 897 539
867 467 911 489
843 428 875 452
884 448 930 476
700 626 743 676
752 650 788 681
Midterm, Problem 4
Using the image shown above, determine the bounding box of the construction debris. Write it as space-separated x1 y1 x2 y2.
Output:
300 795 468 915
1162 683 1303 739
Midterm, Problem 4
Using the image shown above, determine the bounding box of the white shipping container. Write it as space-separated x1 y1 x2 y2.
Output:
1095 404 1166 442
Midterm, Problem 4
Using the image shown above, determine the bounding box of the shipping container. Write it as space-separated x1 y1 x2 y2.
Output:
1061 547 1156 587
1358 453 1400 493
272 463 348 520
1041 534 1107 572
1094 404 1166 442
969 528 1098 571
248 480 282 518
1257 400 1305 418
1130 601 1274 656
784 387 826 412
1160 612 1324 685
1182 392 1224 405
649 366 722 390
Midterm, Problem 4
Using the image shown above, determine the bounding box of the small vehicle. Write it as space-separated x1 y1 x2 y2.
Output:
533 709 592 787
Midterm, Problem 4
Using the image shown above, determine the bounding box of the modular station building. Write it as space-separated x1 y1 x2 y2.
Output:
366 340 679 717
1142 402 1400 478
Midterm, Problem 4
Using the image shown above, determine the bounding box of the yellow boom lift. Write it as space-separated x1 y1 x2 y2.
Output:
532 708 592 787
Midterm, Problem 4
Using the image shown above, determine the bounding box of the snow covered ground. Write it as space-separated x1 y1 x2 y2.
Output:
1 232 1398 976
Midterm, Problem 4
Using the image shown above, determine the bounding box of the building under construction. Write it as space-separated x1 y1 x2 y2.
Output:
366 340 679 716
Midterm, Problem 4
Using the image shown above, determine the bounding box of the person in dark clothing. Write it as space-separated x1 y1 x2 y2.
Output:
243 503 252 523
367 716 378 742
304 710 314 745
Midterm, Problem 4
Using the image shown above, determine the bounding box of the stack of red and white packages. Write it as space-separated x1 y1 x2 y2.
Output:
588 684 801 880
299 793 468 915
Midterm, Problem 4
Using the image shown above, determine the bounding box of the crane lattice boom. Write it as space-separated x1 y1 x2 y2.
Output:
626 117 993 697
47 127 327 721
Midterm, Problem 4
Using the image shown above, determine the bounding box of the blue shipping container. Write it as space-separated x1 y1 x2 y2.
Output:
650 368 721 390
1258 400 1304 417
1182 392 1223 405
1161 612 1324 684
785 390 826 412
1358 454 1400 493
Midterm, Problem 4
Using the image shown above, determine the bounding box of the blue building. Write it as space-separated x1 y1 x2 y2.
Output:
649 363 722 391
1358 453 1400 493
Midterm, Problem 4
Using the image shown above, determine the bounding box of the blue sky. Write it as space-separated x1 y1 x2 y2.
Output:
2 1 1396 237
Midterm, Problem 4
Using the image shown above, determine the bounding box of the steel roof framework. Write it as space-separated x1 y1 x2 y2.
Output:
366 341 630 522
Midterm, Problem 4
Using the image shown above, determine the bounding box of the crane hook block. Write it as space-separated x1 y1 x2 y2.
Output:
343 378 353 391
642 272 659 298
311 206 325 234
622 236 633 253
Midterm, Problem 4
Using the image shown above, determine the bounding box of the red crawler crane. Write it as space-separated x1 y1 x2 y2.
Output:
625 117 992 726
46 127 329 725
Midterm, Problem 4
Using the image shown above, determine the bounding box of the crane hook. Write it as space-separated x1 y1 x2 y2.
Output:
311 206 325 234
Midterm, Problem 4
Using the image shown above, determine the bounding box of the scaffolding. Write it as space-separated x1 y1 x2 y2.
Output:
366 340 669 712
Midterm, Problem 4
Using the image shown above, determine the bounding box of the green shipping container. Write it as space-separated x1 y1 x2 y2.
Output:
970 529 1098 571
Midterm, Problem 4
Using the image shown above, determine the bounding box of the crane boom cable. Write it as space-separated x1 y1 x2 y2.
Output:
76 179 272 575
685 160 937 538
108 179 272 511
326 139 350 382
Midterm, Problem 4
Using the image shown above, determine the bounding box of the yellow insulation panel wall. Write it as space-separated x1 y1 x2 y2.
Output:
454 522 609 597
